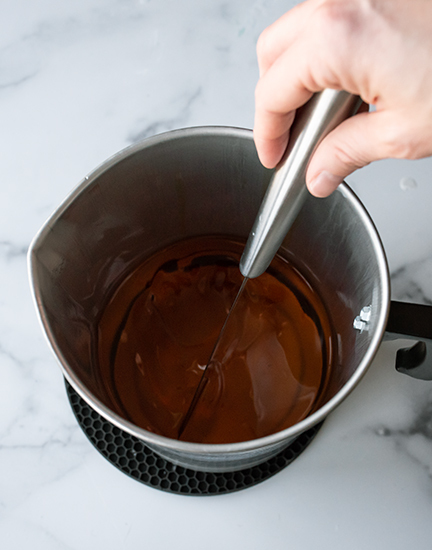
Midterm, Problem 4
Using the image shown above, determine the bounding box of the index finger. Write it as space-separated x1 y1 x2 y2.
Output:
254 43 316 167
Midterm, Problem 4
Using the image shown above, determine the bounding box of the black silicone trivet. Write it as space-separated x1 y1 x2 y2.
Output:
66 380 323 496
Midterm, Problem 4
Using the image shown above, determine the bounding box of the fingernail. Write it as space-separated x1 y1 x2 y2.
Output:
308 171 343 197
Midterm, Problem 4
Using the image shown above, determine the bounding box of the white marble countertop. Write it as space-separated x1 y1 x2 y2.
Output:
2 1 432 548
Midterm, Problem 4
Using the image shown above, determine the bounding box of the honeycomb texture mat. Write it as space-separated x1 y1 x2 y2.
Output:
66 380 323 496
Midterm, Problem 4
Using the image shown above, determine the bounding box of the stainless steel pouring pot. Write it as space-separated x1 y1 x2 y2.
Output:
28 127 432 472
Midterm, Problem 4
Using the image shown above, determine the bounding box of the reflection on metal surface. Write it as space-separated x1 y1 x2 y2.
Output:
353 305 372 333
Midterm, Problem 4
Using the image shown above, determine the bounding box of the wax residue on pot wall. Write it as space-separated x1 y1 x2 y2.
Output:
96 237 335 444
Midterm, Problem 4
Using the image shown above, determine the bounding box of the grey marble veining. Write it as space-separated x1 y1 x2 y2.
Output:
127 86 203 143
373 397 432 484
391 258 432 305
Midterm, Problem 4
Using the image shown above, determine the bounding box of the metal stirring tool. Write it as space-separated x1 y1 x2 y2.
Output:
178 90 362 438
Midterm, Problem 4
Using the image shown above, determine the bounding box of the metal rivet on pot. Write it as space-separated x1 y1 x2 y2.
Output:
353 305 372 333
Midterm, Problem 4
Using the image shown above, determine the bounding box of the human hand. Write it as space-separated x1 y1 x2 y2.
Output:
254 0 432 196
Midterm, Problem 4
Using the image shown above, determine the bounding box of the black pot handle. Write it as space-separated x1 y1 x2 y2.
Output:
384 301 432 381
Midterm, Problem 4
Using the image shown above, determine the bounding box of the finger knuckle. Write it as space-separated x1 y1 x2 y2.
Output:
391 140 418 160
315 0 361 33
312 0 363 59
254 77 277 113
256 27 272 61
254 79 266 109
379 124 421 160
332 141 365 172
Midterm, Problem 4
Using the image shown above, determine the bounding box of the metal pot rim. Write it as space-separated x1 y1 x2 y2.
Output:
28 126 390 455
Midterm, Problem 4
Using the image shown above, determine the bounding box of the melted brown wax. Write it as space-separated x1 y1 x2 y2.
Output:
97 237 334 444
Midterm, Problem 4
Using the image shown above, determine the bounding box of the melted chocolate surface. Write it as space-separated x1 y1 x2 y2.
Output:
96 237 334 443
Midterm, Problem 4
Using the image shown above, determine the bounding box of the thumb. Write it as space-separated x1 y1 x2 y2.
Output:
306 110 390 197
